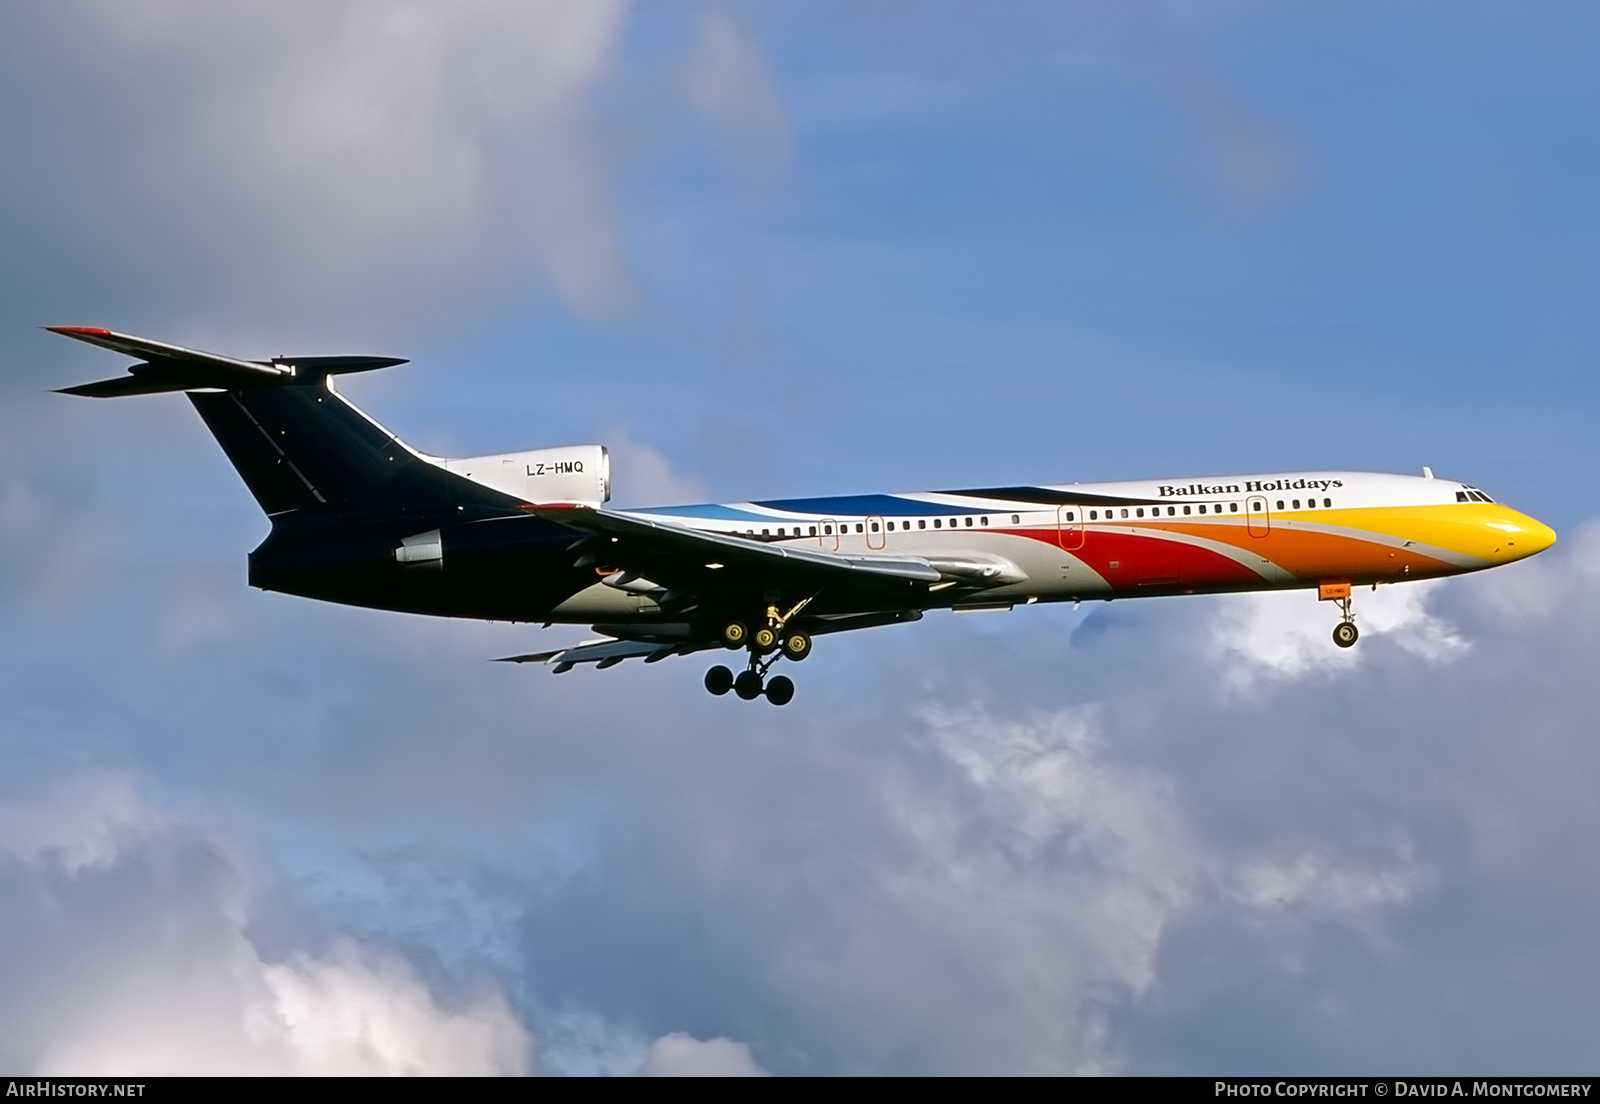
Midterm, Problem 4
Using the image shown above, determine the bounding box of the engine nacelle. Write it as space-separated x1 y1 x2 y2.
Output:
439 444 610 504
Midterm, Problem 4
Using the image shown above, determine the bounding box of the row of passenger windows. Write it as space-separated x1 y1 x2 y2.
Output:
748 514 1026 538
1069 498 1335 521
742 499 1352 537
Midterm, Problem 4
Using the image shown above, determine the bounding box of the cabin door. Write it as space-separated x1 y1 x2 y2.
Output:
819 518 841 552
1246 495 1271 537
1057 505 1085 551
866 516 888 550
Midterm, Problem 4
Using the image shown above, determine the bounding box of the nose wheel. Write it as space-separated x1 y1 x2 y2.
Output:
1329 593 1359 648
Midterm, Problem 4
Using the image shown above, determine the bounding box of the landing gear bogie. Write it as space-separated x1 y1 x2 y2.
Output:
708 598 815 703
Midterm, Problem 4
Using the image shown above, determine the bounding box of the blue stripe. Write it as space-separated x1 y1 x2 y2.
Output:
628 503 774 522
752 494 988 517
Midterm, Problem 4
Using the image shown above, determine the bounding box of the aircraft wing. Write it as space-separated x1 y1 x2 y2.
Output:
497 610 926 673
523 502 943 595
499 505 1020 673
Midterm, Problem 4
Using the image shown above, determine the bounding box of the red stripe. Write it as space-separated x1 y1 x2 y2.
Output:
999 527 1262 590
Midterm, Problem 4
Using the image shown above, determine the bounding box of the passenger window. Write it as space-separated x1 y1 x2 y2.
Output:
762 529 770 536
1136 508 1144 518
1120 508 1129 519
778 528 786 536
1197 504 1206 514
1168 507 1176 516
918 519 926 529
869 522 878 532
1230 503 1238 512
933 518 941 528
1011 514 1020 524
1324 498 1331 507
965 517 974 527
824 525 832 535
1276 500 1284 510
1182 505 1191 515
809 526 817 536
1090 510 1098 521
904 520 911 530
856 523 864 533
980 516 989 526
1291 500 1299 509
1066 512 1075 522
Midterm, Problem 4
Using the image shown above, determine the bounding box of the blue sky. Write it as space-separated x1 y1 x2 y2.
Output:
1 1 1597 1074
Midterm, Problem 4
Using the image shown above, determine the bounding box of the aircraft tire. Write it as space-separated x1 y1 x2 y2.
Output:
704 665 735 696
722 621 747 648
781 631 812 661
734 670 765 700
765 675 795 706
753 626 779 653
1332 622 1359 648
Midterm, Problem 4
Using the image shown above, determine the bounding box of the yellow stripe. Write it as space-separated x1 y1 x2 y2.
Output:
1277 503 1554 564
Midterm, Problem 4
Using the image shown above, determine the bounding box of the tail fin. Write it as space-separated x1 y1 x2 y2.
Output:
51 326 520 517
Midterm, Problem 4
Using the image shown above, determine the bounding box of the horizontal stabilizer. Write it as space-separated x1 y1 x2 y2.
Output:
48 326 407 397
57 374 206 398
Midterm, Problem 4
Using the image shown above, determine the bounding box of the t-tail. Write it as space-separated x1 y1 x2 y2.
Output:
49 327 610 619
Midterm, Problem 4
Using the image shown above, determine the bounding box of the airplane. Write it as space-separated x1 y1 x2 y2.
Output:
50 326 1557 706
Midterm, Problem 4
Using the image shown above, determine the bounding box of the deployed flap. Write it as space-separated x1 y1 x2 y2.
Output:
496 636 710 672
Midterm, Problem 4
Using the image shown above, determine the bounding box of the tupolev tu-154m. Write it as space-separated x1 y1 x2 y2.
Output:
51 326 1557 706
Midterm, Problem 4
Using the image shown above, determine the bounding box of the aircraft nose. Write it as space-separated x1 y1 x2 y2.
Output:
1488 508 1556 562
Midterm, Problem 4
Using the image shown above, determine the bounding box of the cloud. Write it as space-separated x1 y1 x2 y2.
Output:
1211 580 1469 688
602 428 710 507
683 7 792 199
639 1032 766 1076
0 0 634 340
0 776 533 1076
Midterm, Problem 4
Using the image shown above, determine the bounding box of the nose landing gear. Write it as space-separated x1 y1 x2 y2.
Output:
1321 582 1359 648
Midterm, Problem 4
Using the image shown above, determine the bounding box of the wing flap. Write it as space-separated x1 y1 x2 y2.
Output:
496 636 710 672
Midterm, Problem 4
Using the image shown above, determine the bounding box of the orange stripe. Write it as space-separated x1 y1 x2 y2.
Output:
1114 522 1455 583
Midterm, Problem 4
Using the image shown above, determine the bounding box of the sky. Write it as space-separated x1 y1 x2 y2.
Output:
1 0 1598 1076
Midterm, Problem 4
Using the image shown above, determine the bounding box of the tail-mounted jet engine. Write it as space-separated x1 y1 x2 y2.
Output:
436 445 610 506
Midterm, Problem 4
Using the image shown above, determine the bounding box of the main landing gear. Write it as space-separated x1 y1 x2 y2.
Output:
706 600 812 705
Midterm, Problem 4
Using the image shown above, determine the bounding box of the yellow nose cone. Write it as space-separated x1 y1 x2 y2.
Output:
1487 507 1556 562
